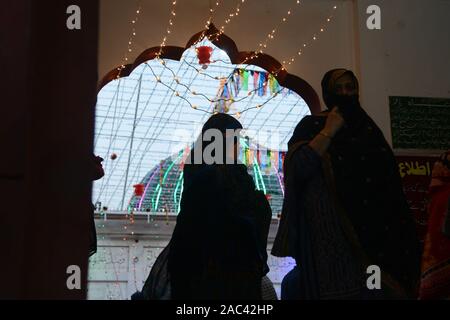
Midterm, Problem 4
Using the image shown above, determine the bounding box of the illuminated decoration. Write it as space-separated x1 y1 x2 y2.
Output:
156 0 179 58
196 46 213 68
237 0 302 72
117 1 142 78
190 0 222 48
278 3 341 72
133 184 145 197
94 28 319 212
211 0 246 42
151 152 183 211
128 139 287 217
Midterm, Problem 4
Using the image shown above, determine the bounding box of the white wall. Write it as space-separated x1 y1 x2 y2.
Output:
356 0 450 146
87 216 295 300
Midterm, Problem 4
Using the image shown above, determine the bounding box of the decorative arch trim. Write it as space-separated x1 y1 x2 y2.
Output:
98 24 321 114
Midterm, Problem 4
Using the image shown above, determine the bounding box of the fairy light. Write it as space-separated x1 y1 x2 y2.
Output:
276 2 340 73
239 0 302 69
145 63 275 115
191 0 222 46
149 0 248 111
116 2 142 79
145 61 280 112
112 0 310 120
156 0 178 58
144 58 283 117
212 0 246 41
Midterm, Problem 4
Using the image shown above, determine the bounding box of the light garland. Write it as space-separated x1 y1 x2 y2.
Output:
152 0 225 107
156 0 179 58
148 61 275 106
238 0 302 68
209 0 246 42
116 1 142 79
186 0 223 49
145 61 281 116
137 0 272 117
276 3 340 73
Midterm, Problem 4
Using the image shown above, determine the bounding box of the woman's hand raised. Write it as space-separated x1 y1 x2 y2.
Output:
322 107 345 138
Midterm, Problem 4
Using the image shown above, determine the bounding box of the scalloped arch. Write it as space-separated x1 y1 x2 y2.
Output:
98 24 321 114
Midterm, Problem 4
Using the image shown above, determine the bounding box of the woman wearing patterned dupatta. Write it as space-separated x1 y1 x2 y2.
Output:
420 151 450 299
272 69 421 299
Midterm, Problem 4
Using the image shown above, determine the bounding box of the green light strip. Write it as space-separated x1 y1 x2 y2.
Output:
241 137 266 193
177 177 184 213
254 157 267 195
253 164 261 191
154 164 174 211
152 153 183 211
151 184 161 211
173 171 184 210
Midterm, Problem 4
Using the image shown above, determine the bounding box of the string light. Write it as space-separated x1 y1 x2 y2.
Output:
238 0 302 68
144 62 280 116
117 1 142 79
145 61 278 108
191 0 222 47
210 0 246 42
149 0 297 114
275 2 340 73
112 0 325 120
150 0 251 114
156 0 178 58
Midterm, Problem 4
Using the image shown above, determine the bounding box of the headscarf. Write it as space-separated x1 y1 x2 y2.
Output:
321 69 359 109
184 113 243 185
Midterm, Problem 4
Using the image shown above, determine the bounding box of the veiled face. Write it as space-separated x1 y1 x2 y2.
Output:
333 73 358 96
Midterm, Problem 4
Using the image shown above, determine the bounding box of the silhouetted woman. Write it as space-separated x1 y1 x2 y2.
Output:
167 113 272 300
273 69 421 299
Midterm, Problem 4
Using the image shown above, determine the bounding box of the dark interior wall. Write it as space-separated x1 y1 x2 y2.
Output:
0 0 99 299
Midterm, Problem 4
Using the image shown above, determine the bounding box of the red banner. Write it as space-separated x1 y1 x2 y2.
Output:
396 155 439 242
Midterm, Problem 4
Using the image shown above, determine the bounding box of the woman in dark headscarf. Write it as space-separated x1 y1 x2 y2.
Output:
138 113 272 300
168 113 272 300
272 69 421 299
